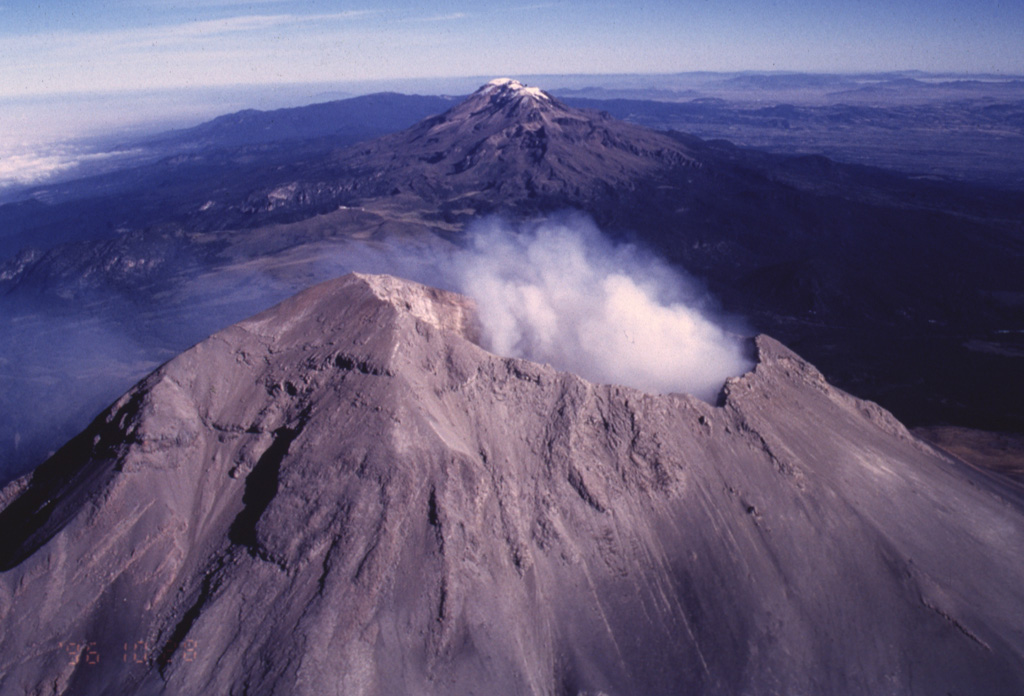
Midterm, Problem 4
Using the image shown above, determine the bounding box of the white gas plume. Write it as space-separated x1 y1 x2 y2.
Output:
454 214 753 401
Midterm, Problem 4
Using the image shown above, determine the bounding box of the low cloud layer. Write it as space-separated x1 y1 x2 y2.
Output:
0 142 146 199
454 215 752 401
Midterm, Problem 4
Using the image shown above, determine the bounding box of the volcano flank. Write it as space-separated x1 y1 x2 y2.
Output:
239 78 700 220
1 273 1023 695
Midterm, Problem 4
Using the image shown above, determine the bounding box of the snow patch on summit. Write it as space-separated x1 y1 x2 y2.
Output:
481 78 551 101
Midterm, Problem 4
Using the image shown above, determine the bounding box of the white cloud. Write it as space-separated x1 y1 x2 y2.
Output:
509 3 559 10
0 10 383 94
0 143 144 190
454 215 752 401
140 0 292 5
159 11 375 39
407 13 469 23
2 10 374 49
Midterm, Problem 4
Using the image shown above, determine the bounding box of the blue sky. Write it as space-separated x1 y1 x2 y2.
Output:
1 0 1022 97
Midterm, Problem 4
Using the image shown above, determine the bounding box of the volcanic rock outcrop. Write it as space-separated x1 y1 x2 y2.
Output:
1 273 1023 695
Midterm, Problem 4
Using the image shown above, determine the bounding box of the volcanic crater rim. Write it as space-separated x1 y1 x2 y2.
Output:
350 272 759 403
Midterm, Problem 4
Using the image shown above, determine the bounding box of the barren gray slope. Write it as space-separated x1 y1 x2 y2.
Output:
1 273 1023 695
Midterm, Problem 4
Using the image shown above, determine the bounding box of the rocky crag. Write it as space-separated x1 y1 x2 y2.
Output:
1 273 1023 695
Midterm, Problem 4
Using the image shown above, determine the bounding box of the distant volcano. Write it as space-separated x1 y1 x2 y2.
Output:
348 77 696 196
1 273 1022 695
242 78 700 219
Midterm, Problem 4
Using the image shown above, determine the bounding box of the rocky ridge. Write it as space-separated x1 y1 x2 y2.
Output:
0 273 1023 695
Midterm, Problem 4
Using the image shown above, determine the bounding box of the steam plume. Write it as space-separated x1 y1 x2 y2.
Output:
454 214 753 401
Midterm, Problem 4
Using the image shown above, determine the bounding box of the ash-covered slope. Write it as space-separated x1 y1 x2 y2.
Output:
2 274 1024 695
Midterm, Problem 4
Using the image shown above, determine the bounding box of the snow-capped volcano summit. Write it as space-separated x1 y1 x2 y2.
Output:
476 78 552 103
324 78 697 218
446 77 566 122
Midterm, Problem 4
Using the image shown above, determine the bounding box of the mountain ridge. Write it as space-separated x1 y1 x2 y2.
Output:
1 273 1023 695
141 92 457 151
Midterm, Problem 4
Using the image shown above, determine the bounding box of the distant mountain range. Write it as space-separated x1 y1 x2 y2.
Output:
141 92 456 151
